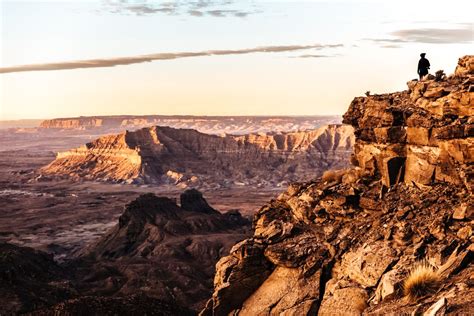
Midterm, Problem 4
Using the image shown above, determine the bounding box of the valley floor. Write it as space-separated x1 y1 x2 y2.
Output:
0 149 279 260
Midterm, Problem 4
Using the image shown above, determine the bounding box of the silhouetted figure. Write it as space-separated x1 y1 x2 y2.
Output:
418 53 430 80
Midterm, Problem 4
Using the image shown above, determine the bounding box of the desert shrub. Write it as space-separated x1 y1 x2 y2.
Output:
435 70 446 81
322 169 347 183
403 261 440 302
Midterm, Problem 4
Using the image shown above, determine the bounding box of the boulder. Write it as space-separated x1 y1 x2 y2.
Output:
423 297 447 316
335 242 398 288
202 239 273 316
318 286 368 316
372 269 402 304
455 55 474 76
239 266 321 315
404 145 439 185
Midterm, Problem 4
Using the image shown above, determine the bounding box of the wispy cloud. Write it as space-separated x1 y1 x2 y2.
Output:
125 5 175 15
380 44 402 49
390 26 473 43
0 44 343 74
188 9 204 17
293 54 336 58
366 25 473 46
101 0 258 18
207 9 250 17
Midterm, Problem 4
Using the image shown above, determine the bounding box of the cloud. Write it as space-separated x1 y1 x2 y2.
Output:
293 54 335 58
380 44 401 49
320 44 344 49
390 27 473 44
188 10 204 17
0 44 343 74
366 25 473 46
234 11 249 18
126 5 175 15
101 0 257 18
206 9 226 17
207 9 250 17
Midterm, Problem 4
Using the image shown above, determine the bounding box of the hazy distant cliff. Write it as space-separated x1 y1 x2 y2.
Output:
41 124 354 187
38 115 343 135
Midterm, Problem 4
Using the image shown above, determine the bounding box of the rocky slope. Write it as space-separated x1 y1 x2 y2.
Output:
40 124 354 188
0 242 76 314
72 189 251 311
0 246 191 316
202 55 473 315
0 189 250 314
30 295 194 316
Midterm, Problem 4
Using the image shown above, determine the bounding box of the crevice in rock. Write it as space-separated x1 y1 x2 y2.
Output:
314 259 335 315
267 296 284 314
387 157 406 186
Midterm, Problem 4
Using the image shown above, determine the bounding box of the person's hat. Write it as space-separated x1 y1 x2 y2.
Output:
420 53 426 57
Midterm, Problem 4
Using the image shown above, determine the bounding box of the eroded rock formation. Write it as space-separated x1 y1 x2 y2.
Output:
73 190 251 311
202 56 473 315
40 124 354 188
0 190 251 314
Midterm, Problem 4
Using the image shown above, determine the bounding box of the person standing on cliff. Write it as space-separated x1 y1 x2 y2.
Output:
418 53 430 80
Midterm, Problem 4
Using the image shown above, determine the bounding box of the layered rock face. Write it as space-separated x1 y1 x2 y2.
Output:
40 117 106 129
202 56 473 315
344 55 473 190
40 124 354 187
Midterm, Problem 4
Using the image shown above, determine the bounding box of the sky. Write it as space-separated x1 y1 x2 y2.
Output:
0 0 473 120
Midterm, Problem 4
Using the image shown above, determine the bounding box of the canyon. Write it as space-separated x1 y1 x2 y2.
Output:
1 115 351 270
0 55 472 315
0 115 353 314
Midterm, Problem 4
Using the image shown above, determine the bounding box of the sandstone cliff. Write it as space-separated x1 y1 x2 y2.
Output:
40 124 354 188
202 56 473 315
40 117 106 129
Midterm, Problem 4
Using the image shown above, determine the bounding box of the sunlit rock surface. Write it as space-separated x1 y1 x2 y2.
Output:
41 124 354 188
202 56 473 316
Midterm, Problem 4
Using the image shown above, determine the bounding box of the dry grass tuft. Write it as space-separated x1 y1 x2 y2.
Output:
403 261 440 302
322 169 347 183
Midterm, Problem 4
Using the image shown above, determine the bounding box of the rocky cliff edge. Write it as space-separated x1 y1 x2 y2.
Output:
201 55 473 316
